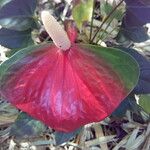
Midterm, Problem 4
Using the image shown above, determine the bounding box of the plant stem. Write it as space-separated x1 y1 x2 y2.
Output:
96 17 114 44
89 0 95 42
99 26 118 45
90 0 124 43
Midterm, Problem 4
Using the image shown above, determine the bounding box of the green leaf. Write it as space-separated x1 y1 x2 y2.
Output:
139 95 150 113
81 44 139 91
10 112 47 138
72 0 94 29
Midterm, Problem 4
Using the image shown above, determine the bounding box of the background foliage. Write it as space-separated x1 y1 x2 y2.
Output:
0 0 150 149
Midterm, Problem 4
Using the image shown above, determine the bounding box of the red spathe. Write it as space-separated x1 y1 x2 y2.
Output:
1 44 126 132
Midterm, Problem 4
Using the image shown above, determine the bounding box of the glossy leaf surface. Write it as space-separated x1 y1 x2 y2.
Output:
124 0 150 27
0 0 37 31
0 44 139 132
0 28 33 49
118 23 149 43
10 112 46 138
118 47 150 94
119 0 150 43
112 95 138 118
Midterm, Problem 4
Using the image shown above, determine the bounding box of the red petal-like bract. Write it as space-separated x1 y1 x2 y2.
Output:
0 44 136 132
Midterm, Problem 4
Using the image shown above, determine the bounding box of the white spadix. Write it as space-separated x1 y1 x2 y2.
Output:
41 11 71 50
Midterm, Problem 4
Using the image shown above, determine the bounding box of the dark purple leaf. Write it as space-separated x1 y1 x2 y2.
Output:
118 0 150 43
124 0 150 27
119 20 149 43
10 112 46 138
0 28 33 49
112 95 138 117
55 128 81 145
0 0 37 31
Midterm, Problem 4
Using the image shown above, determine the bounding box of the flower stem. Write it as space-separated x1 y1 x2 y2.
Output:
89 0 95 43
90 0 124 43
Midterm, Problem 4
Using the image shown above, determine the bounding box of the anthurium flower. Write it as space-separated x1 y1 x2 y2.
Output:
0 11 139 132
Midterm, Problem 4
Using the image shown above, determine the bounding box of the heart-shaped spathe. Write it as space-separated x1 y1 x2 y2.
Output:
0 43 139 132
